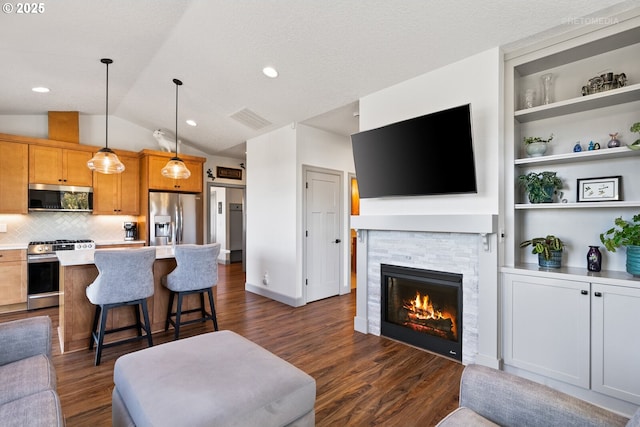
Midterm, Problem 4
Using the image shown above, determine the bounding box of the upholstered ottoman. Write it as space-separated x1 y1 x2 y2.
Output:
112 330 316 427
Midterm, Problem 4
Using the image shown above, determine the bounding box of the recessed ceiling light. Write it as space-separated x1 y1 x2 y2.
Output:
262 66 278 78
32 87 50 93
186 119 197 127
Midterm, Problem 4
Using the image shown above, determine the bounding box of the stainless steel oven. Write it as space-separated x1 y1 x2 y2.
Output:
27 240 95 310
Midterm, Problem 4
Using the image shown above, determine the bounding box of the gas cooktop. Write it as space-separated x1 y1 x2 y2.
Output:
28 239 95 255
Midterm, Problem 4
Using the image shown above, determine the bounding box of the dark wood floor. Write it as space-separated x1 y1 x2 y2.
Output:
1 263 464 426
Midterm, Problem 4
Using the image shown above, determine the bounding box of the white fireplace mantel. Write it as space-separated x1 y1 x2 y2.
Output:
351 214 498 234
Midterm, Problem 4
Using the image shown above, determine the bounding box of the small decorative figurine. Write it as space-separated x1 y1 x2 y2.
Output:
594 142 601 150
607 132 621 148
588 141 595 150
573 142 582 152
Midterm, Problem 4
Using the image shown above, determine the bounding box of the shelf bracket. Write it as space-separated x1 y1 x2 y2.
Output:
480 233 490 252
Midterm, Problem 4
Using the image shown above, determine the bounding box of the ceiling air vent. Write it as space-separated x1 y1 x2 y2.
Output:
229 108 272 130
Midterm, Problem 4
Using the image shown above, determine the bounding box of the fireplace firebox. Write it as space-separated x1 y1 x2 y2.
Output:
380 264 462 361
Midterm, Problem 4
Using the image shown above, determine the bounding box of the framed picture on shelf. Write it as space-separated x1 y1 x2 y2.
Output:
577 176 621 202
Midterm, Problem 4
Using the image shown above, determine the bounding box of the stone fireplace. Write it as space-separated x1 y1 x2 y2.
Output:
381 263 463 361
351 214 499 367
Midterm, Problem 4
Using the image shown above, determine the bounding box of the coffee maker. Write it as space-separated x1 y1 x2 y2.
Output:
123 222 138 241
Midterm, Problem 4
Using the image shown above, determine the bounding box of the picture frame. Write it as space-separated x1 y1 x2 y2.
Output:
216 166 242 180
577 176 621 202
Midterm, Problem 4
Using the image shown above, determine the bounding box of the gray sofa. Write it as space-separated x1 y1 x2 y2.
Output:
438 364 640 427
0 316 64 426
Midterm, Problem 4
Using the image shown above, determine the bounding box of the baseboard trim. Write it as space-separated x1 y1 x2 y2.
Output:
245 283 305 307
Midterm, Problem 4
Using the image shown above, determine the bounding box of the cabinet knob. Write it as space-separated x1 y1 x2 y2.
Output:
581 290 588 295
594 292 603 297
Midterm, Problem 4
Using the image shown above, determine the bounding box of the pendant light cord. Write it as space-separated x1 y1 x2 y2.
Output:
101 58 113 150
173 78 182 156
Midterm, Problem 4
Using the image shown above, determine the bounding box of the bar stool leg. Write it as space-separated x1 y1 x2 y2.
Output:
174 292 184 340
165 291 175 332
134 304 142 337
89 305 101 350
207 288 218 331
95 304 110 366
140 299 153 348
199 292 206 319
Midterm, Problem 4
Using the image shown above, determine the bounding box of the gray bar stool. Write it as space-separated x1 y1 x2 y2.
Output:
162 243 221 340
86 247 156 366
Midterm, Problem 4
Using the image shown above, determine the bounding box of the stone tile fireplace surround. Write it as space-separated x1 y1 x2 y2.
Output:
351 215 499 367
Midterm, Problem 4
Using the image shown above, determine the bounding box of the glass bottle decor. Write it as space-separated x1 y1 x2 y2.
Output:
587 246 602 272
540 73 554 105
607 132 621 148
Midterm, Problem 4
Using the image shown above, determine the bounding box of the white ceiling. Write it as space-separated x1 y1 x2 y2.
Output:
1 1 638 159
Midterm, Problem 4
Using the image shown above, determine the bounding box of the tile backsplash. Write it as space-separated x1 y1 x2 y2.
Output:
0 212 138 244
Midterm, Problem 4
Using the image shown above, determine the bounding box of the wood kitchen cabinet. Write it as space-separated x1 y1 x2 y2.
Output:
93 153 140 215
29 145 93 186
145 154 203 193
0 141 28 213
0 249 27 306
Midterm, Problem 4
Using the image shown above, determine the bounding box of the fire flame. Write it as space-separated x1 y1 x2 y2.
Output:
403 291 457 339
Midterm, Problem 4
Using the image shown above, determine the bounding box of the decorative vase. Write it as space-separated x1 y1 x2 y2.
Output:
587 246 602 272
541 73 554 105
626 245 640 277
538 250 562 268
525 142 548 157
528 186 555 203
607 132 621 148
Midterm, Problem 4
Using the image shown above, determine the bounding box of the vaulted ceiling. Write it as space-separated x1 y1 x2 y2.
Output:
0 0 636 158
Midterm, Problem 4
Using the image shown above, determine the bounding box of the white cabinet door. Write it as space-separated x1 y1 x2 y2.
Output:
591 283 640 405
503 273 590 387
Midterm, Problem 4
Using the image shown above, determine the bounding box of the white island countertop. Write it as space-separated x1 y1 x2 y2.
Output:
57 246 175 267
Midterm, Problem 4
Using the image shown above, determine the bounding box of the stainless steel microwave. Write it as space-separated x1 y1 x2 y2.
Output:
28 183 93 212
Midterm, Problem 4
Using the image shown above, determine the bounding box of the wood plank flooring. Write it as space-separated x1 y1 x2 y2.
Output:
0 263 464 426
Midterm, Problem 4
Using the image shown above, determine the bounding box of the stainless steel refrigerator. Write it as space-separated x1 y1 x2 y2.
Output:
149 192 202 246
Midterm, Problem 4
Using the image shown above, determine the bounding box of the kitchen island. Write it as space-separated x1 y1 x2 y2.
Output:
56 246 216 353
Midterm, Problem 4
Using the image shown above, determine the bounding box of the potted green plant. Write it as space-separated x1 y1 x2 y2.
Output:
523 134 554 157
517 171 562 203
600 213 640 276
520 235 564 268
630 122 640 150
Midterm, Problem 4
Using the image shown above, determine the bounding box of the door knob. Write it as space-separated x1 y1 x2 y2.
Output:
334 239 341 243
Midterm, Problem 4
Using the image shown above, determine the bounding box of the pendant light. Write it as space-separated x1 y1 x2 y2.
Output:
161 78 191 180
87 58 125 174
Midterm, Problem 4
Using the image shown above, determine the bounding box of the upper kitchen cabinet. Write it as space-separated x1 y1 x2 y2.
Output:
93 152 140 215
29 145 93 187
141 151 204 193
0 140 28 213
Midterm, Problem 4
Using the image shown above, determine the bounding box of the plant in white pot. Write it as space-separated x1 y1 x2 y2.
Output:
517 171 562 203
520 235 565 268
630 122 640 150
600 213 640 276
524 134 554 157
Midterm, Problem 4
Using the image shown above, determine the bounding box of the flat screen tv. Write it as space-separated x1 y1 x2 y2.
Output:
351 104 476 199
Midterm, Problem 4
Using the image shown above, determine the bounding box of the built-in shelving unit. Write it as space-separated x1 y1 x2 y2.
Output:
501 11 640 415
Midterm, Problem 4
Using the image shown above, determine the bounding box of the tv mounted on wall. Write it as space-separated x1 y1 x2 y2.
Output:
351 104 477 199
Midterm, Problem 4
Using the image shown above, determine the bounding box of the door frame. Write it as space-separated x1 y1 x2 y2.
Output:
302 165 344 303
206 181 246 270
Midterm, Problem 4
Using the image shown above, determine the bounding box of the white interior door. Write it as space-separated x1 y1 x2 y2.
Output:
305 169 341 303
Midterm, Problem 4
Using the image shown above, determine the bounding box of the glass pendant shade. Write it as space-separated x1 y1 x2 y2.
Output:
87 147 125 174
162 78 190 180
161 157 191 179
88 58 125 174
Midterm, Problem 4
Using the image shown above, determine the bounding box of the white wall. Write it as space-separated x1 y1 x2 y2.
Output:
359 47 502 215
246 125 299 304
245 123 353 306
